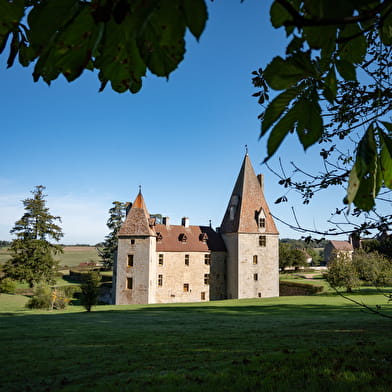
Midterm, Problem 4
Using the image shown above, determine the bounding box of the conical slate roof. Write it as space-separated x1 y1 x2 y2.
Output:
220 154 278 234
118 191 155 236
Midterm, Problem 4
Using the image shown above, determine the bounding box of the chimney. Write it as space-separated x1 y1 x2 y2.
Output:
181 217 190 228
162 217 170 227
257 174 264 192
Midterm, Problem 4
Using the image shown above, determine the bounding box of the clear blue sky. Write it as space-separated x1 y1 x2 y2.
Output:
0 0 381 244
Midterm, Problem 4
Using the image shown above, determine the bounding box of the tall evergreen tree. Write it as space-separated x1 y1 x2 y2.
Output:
98 201 127 269
3 185 63 287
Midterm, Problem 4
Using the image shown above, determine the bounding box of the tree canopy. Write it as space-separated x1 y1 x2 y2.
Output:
1 0 391 236
3 185 63 287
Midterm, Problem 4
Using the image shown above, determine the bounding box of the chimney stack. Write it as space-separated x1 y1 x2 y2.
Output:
181 217 190 228
257 174 264 192
162 217 170 227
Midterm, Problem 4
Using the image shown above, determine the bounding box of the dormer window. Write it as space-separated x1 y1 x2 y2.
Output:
179 233 188 243
156 232 163 242
259 218 265 228
199 233 208 242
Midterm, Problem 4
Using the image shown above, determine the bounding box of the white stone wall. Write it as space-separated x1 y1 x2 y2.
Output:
154 251 225 303
115 236 156 305
237 233 279 298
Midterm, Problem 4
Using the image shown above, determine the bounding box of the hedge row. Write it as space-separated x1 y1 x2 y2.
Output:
279 281 323 296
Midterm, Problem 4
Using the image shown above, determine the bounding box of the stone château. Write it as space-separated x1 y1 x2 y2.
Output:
113 154 279 304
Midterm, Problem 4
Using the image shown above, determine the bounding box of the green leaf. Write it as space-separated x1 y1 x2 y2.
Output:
335 59 356 81
295 96 323 149
347 164 360 205
95 17 146 94
347 125 379 211
303 25 337 49
264 54 315 90
137 0 186 77
266 106 297 159
261 87 299 135
338 23 367 64
378 126 392 189
379 7 392 45
183 0 207 40
270 2 292 28
323 66 337 103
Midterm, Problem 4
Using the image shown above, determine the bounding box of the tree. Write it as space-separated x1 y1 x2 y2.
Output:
252 0 392 238
352 248 392 286
325 252 360 293
279 242 307 270
3 185 63 287
80 271 101 312
97 201 127 269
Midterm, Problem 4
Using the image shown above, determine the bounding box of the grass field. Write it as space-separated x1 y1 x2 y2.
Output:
0 246 100 268
1 293 391 391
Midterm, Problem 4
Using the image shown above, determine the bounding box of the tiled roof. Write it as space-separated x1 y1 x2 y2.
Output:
118 192 155 236
155 224 226 252
330 240 354 251
220 154 279 234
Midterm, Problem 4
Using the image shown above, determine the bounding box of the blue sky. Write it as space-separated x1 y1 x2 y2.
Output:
0 0 382 244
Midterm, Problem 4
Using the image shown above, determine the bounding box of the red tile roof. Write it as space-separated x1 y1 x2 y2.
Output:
330 240 354 251
220 154 278 234
155 224 226 252
118 192 155 236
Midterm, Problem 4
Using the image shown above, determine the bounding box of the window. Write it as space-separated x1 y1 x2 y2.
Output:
258 292 261 298
204 254 211 265
254 273 258 281
204 274 210 285
127 254 134 267
158 274 163 287
183 283 189 292
126 277 133 289
185 254 189 266
159 254 164 265
259 218 265 228
259 235 266 247
179 233 187 242
131 239 135 245
201 292 206 300
156 233 162 242
199 233 208 242
253 255 258 265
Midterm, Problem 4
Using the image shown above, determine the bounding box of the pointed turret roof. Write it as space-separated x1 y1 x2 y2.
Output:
118 191 155 236
220 154 279 234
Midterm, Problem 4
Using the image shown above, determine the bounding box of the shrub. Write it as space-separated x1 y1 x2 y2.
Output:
26 284 52 309
0 278 17 294
324 253 360 293
80 271 101 312
26 284 71 310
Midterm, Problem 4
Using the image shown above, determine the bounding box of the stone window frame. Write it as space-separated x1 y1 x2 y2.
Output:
126 277 133 289
259 235 266 247
201 292 206 300
185 254 190 266
158 274 163 287
183 283 189 292
204 273 210 285
253 273 258 281
158 254 164 265
253 255 258 265
204 254 211 265
259 217 266 228
127 254 134 267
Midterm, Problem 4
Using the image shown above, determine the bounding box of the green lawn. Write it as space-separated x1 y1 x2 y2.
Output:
0 246 100 268
1 294 391 391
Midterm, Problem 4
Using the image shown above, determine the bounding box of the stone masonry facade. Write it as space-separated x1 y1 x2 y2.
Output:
113 154 279 305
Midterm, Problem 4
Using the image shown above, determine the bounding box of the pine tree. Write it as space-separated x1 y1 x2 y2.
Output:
3 185 63 287
98 201 127 269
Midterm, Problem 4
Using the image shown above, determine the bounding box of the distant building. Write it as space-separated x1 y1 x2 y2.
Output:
324 240 354 264
113 154 279 305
